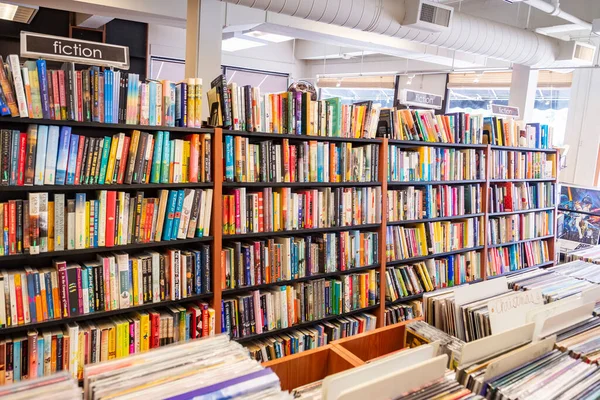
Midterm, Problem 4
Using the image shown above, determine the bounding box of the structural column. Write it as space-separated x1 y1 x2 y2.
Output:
509 64 539 122
561 68 600 186
186 0 224 120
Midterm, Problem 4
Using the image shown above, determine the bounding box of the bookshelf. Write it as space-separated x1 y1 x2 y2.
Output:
0 116 560 381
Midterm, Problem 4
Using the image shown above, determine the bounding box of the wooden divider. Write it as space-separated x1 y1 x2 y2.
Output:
263 345 363 391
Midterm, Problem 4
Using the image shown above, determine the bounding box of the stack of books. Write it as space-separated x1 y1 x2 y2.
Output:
209 76 380 138
386 251 482 303
388 146 485 182
224 136 379 183
245 312 377 362
483 117 553 148
0 300 216 383
384 302 422 326
488 210 554 245
490 149 554 180
388 184 481 222
0 371 79 398
0 55 203 127
223 187 381 235
386 217 482 260
223 273 379 339
566 245 600 264
405 320 465 368
222 232 379 289
0 188 212 256
0 125 211 187
488 181 555 213
82 336 287 399
547 260 600 284
487 239 551 276
379 109 483 144
0 245 211 328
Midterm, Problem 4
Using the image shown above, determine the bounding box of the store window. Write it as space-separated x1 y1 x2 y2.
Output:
149 56 185 82
447 71 571 145
318 76 395 107
223 66 289 93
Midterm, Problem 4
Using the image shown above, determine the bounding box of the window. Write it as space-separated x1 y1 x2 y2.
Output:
318 76 395 107
149 56 185 82
447 71 572 145
223 66 289 93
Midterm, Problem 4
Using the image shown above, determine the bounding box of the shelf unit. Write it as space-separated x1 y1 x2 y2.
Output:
0 117 560 372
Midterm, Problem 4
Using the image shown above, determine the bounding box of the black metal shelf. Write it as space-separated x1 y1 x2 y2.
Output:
488 235 554 249
388 180 485 186
488 207 556 217
223 129 381 144
387 213 484 226
232 304 380 344
385 246 485 267
0 116 214 133
0 182 213 192
490 145 556 153
487 261 554 280
489 178 556 183
0 236 213 262
223 182 381 188
385 279 484 306
222 263 380 296
223 224 381 240
388 139 486 149
0 292 214 335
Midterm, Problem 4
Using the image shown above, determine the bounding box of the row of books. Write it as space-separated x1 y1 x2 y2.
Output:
245 312 377 362
79 336 286 400
222 232 379 289
0 56 204 127
0 245 211 327
379 109 484 144
387 184 481 222
547 260 600 285
224 136 379 183
487 239 551 277
0 126 211 187
488 181 555 213
405 320 464 368
490 149 554 180
210 78 380 138
554 315 600 364
222 273 378 339
483 117 553 149
222 186 381 235
388 146 485 182
487 210 554 245
385 251 482 302
0 189 212 256
0 300 216 384
385 217 482 261
383 301 422 326
565 245 600 264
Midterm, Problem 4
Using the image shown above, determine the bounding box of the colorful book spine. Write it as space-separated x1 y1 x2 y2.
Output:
34 125 48 186
97 136 112 185
44 126 60 185
65 134 79 185
54 126 71 185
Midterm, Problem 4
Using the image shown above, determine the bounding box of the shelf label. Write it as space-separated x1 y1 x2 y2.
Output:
400 89 443 110
20 31 129 69
488 288 543 334
491 104 520 117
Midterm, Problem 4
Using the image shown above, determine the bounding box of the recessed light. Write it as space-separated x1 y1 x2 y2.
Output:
243 30 294 43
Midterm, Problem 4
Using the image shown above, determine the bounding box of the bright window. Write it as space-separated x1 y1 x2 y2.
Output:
149 56 185 82
224 66 289 93
318 75 395 107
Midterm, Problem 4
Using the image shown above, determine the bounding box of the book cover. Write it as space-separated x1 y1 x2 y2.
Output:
24 61 42 118
75 193 86 250
54 194 65 251
0 56 19 116
9 130 19 186
97 136 112 185
150 131 164 183
105 191 117 247
171 189 185 240
54 126 71 185
33 125 48 186
39 193 48 253
28 193 40 255
7 55 28 118
65 134 79 185
162 190 178 241
160 132 171 183
44 126 60 185
16 132 26 186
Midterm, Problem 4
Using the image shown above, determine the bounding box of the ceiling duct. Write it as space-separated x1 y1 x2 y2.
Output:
218 0 561 67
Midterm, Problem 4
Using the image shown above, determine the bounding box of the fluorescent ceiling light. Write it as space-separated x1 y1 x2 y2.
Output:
243 30 294 43
222 36 266 52
0 2 38 23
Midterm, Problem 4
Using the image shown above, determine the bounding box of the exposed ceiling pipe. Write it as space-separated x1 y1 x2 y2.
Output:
219 0 561 67
522 0 592 30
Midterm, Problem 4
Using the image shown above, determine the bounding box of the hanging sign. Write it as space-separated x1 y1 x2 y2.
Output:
20 31 129 69
399 89 443 110
491 104 520 117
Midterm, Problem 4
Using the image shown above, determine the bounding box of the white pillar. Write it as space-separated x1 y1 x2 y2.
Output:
561 68 600 186
509 64 539 122
186 0 224 121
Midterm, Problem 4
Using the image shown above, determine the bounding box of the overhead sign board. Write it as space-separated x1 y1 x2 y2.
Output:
491 104 519 117
20 31 129 69
399 89 443 110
